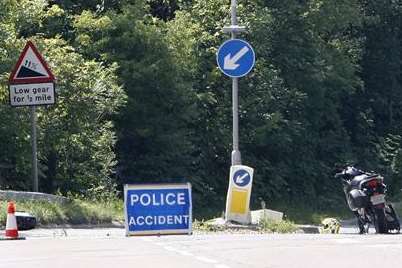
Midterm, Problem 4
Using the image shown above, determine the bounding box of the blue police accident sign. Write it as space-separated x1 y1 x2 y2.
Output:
233 169 251 187
124 183 192 236
217 39 255 78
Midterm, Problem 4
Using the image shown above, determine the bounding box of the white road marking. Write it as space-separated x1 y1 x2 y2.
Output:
0 256 52 263
175 250 194 256
215 265 232 268
159 245 194 256
145 237 231 268
163 246 177 251
366 244 402 249
195 256 219 263
333 238 359 244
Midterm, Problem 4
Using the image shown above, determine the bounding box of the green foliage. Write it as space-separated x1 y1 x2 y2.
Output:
192 218 298 233
1 0 402 220
0 1 125 194
258 218 298 234
192 219 226 232
73 4 197 188
166 0 363 210
36 38 125 193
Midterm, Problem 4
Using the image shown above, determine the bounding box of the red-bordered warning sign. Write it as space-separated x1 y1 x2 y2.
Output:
9 41 55 84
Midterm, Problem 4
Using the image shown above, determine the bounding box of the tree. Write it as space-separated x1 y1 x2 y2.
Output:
166 0 364 211
355 0 402 191
73 4 196 189
0 1 125 194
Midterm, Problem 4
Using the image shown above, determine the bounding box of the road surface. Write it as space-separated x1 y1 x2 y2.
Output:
1 227 401 268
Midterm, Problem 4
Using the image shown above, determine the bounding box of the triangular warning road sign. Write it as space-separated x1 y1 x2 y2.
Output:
9 41 55 84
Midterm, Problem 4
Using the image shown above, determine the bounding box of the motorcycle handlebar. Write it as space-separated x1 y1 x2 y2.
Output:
334 172 343 179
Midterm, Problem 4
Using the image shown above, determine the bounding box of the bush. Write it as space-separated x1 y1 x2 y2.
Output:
258 219 299 233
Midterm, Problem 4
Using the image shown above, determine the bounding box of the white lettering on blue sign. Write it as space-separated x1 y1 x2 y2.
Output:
130 193 186 206
128 215 190 226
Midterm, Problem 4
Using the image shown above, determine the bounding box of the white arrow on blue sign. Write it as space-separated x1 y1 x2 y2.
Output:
233 169 251 187
217 39 255 78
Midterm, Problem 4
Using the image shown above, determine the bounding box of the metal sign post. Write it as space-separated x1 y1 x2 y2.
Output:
217 1 256 224
230 0 241 166
31 106 38 192
232 79 240 165
219 0 255 165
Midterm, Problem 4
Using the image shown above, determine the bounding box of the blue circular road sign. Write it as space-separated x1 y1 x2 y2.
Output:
217 39 255 78
233 169 251 187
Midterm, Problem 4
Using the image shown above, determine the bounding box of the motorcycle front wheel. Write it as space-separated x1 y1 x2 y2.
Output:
354 209 369 234
373 208 388 234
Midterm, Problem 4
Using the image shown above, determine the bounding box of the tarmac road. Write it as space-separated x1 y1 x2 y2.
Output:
1 227 402 268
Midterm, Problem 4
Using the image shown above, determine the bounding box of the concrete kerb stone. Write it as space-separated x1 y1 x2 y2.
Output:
251 209 284 224
0 236 26 241
0 190 69 205
36 221 125 229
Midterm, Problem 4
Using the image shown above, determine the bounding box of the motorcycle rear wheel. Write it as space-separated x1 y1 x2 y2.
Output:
385 204 400 233
373 208 388 234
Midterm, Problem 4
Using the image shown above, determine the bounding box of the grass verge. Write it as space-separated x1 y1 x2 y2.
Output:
0 198 124 227
258 219 299 233
272 205 352 225
1 198 351 231
193 218 299 233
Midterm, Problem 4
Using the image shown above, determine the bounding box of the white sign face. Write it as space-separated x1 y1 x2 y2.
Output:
12 47 50 80
9 41 55 84
9 83 55 106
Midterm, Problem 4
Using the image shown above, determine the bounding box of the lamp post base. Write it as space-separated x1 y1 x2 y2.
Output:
231 150 242 166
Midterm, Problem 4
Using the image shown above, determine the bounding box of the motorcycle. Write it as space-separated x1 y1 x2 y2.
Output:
335 166 400 234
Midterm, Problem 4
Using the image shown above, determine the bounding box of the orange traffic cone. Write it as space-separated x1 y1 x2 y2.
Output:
5 201 19 239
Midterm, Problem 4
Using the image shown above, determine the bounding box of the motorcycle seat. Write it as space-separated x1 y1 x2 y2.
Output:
350 174 378 189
